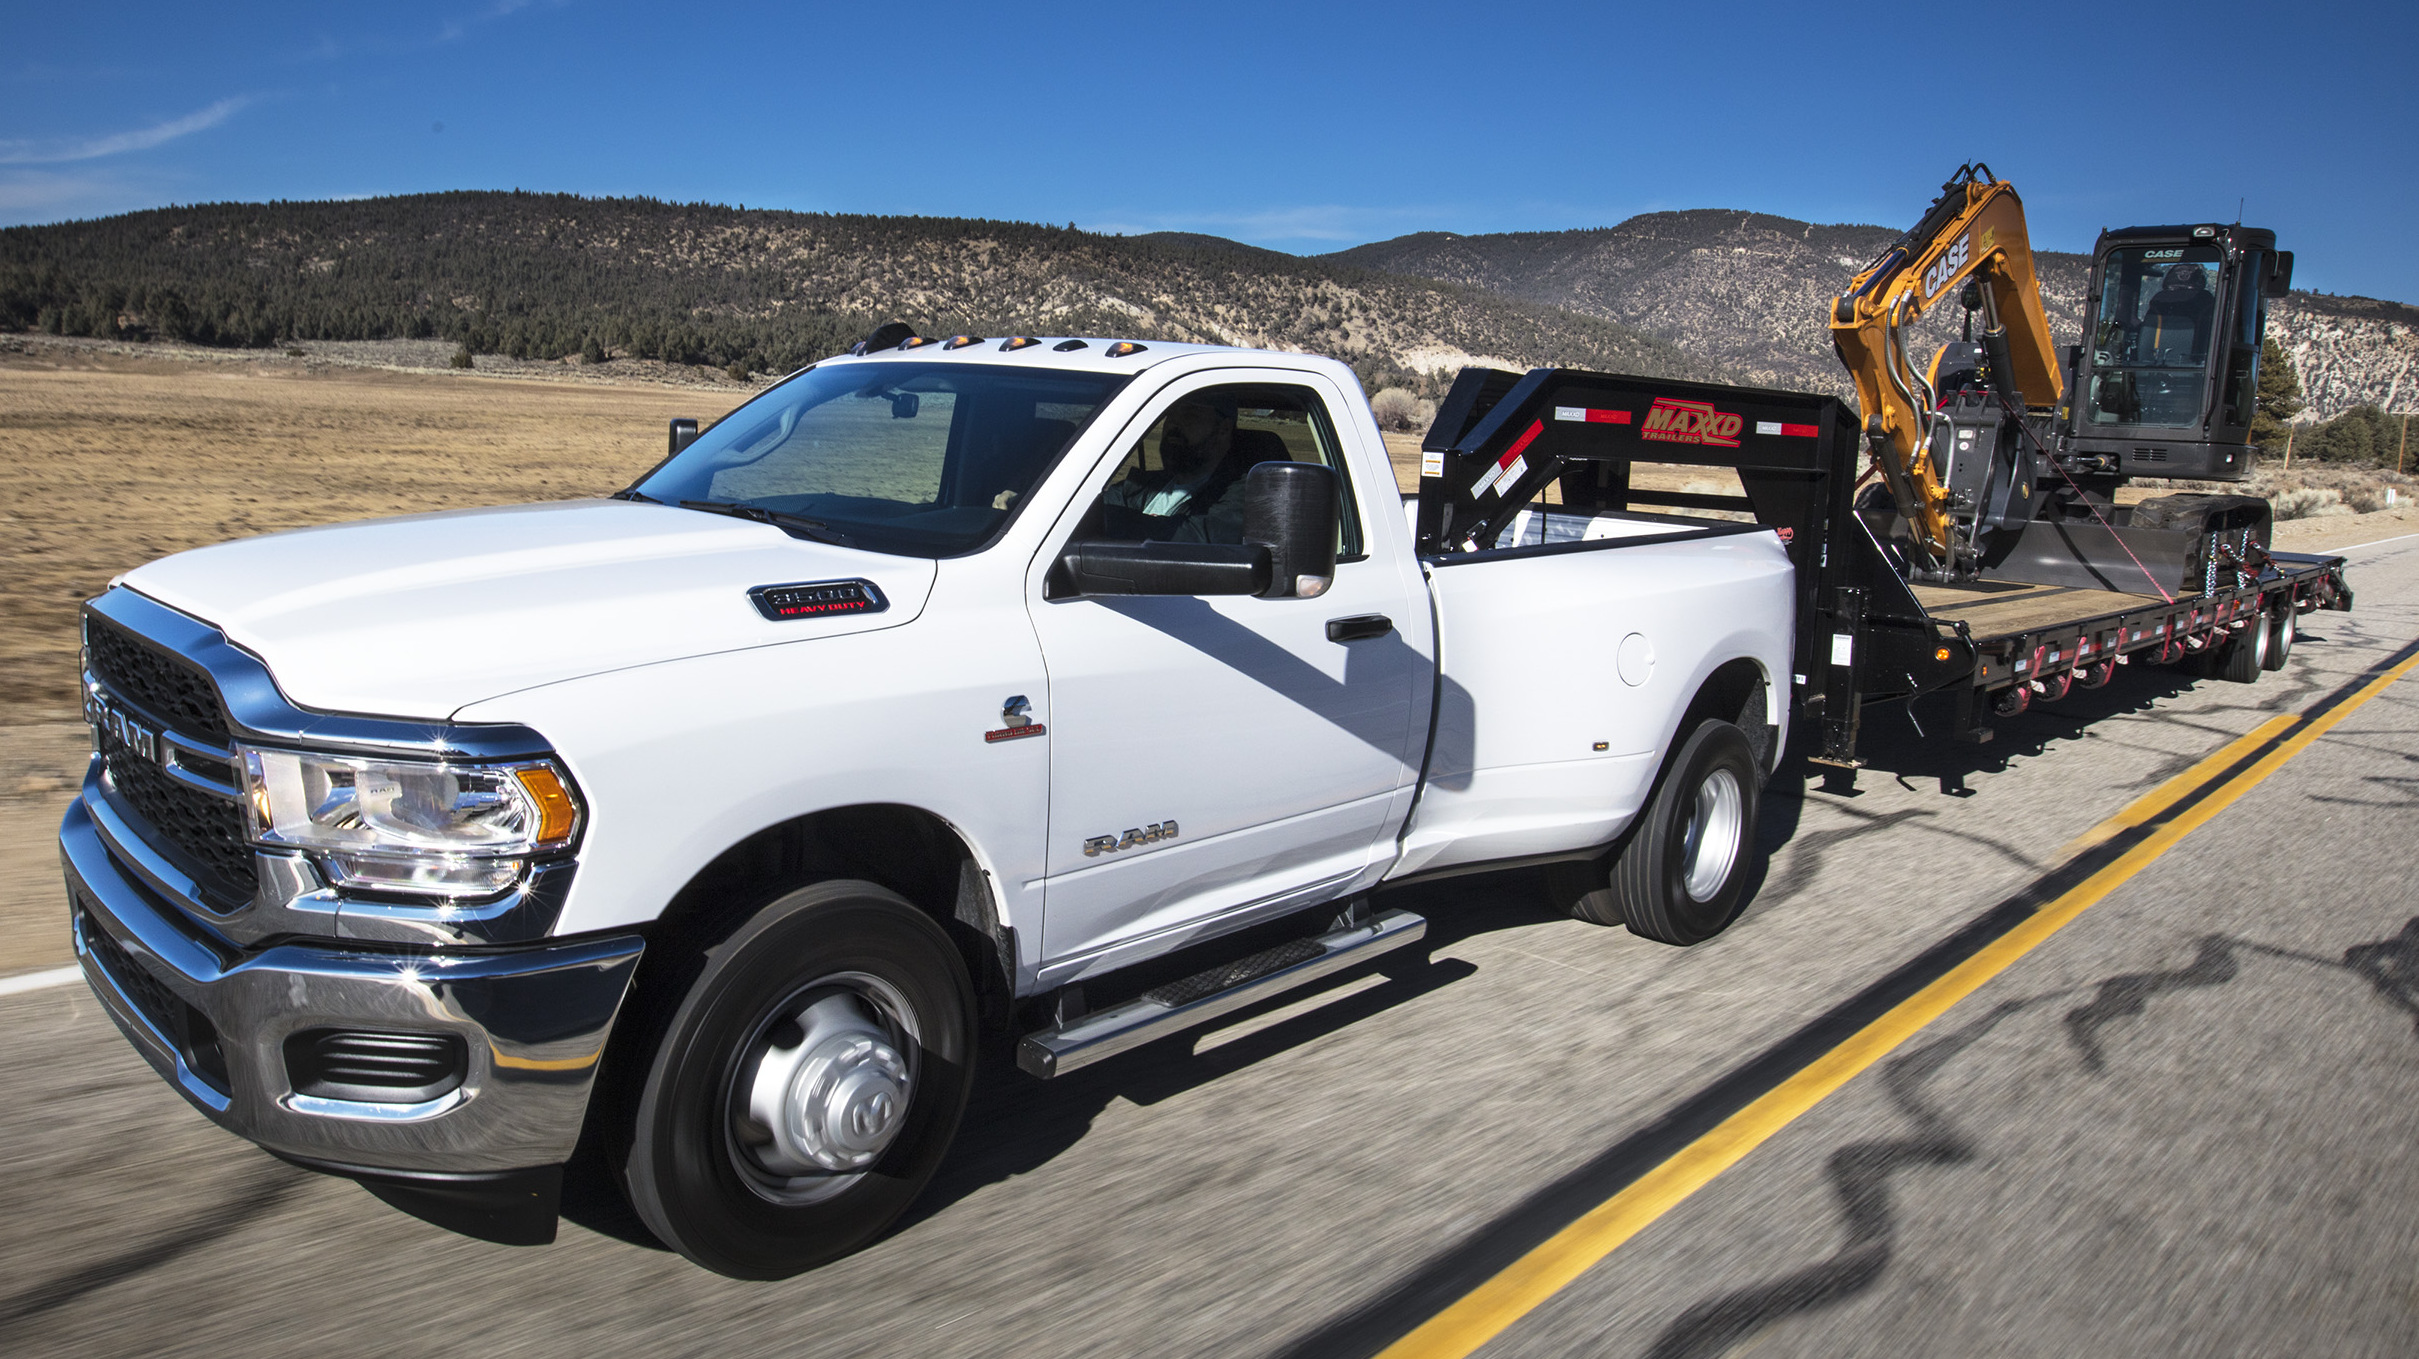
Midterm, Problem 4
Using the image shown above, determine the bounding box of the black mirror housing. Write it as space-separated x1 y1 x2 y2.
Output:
2264 250 2295 299
668 418 700 455
1243 461 1339 599
1052 541 1270 598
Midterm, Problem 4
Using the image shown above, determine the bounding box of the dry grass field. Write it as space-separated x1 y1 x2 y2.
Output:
0 340 2409 975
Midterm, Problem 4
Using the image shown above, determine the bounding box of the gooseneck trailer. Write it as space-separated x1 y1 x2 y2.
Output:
1413 363 2352 767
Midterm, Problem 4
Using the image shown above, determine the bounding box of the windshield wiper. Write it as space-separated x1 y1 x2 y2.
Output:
609 487 662 503
677 499 858 548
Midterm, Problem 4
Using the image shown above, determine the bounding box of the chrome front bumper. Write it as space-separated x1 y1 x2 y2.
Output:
61 794 644 1174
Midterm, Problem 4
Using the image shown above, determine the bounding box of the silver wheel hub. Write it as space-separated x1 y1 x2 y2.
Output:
1681 767 1744 902
743 984 915 1176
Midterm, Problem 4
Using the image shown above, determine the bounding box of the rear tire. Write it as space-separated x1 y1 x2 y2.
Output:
1612 721 1761 946
616 880 975 1279
2262 606 2295 671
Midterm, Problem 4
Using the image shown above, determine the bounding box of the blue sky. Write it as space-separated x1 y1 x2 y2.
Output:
6 1 2414 302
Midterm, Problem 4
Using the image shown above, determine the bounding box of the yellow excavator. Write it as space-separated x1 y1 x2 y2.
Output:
1829 163 2292 591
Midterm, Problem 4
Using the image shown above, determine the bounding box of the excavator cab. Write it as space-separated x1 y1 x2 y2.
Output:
2064 224 2292 481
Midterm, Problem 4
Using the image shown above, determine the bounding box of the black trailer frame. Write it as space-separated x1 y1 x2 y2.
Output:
1415 366 2354 767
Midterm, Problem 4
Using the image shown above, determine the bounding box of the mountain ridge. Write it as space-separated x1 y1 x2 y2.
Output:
0 192 1723 393
1330 209 2416 421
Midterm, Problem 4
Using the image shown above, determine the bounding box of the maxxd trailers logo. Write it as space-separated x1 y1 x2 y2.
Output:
1641 397 1743 448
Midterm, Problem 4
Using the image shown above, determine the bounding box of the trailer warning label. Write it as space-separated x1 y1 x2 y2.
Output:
1640 397 1743 448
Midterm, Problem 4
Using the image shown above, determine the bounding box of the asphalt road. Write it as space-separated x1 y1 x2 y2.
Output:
3 535 2415 1359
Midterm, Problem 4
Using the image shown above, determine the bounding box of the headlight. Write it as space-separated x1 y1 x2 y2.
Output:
241 749 581 898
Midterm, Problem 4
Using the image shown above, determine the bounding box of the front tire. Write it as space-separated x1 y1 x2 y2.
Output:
1612 721 1762 946
617 880 975 1279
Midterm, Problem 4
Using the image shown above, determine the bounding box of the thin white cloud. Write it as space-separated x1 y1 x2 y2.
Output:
0 98 250 165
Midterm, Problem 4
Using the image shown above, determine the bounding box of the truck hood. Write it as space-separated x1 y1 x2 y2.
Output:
120 500 936 721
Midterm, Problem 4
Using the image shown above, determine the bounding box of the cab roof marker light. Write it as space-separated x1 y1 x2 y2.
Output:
944 334 983 350
897 335 936 350
1105 341 1148 358
1053 339 1089 352
1000 336 1043 352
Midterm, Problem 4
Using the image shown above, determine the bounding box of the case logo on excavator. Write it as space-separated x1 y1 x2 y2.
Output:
1922 232 1972 299
1641 397 1743 448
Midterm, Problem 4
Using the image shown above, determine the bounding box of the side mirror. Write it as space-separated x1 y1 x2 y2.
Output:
1243 461 1338 599
668 418 699 455
2264 251 2295 299
1053 541 1269 598
2065 343 2084 376
1048 462 1342 601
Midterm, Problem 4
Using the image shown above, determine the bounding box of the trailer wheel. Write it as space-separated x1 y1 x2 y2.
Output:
2216 618 2269 684
616 880 975 1279
2262 606 2295 671
1611 721 1760 946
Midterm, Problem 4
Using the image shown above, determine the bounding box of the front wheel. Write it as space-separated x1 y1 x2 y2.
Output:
1611 720 1762 946
616 880 975 1279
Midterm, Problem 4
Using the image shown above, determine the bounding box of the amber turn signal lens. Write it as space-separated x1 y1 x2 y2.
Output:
513 766 579 844
1934 646 1953 662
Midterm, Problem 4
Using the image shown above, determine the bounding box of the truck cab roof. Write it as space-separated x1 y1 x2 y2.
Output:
816 335 1300 378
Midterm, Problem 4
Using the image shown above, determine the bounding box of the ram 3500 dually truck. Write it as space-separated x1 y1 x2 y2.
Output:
62 337 1794 1276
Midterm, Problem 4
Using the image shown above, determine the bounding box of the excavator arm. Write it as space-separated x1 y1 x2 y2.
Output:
1829 165 2064 569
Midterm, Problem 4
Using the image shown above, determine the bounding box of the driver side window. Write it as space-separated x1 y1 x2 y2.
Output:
1078 382 1364 556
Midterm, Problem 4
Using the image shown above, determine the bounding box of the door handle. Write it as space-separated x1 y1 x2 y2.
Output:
1326 614 1393 643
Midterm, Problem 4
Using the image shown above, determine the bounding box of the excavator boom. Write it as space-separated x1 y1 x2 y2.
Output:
1829 165 2064 569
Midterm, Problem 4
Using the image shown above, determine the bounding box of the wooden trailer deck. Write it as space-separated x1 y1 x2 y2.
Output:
1908 579 2172 641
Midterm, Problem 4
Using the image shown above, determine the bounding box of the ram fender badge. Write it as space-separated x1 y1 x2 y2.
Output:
1083 821 1177 857
985 694 1046 743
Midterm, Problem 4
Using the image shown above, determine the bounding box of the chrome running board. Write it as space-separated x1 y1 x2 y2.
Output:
1016 907 1426 1078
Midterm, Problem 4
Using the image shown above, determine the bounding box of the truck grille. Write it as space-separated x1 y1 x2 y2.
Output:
94 718 255 909
85 614 229 743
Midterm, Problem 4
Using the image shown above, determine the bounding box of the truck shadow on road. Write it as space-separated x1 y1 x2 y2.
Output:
892 875 1571 1237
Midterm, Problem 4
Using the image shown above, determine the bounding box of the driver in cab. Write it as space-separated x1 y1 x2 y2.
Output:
1100 394 1250 543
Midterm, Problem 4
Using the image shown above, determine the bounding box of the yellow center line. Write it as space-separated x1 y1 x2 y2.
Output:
1380 650 2419 1359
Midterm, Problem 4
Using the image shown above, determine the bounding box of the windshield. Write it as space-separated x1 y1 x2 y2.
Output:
634 362 1131 557
2083 244 2225 430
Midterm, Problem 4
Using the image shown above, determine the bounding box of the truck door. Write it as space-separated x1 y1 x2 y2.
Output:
1027 371 1429 974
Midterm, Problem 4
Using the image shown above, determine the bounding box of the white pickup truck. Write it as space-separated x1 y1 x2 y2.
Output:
62 335 1793 1276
